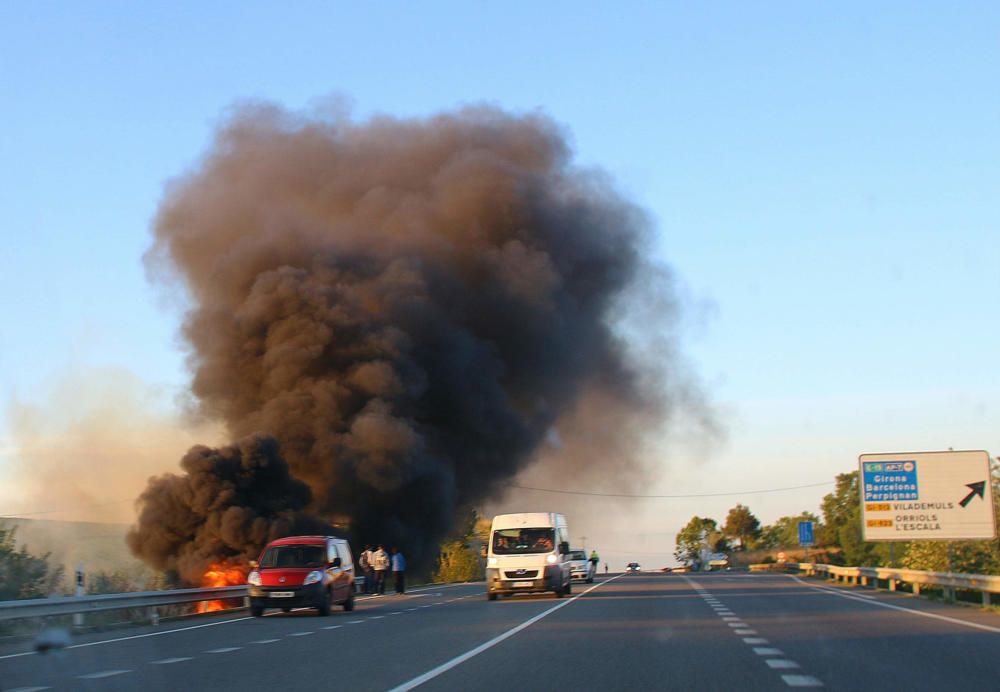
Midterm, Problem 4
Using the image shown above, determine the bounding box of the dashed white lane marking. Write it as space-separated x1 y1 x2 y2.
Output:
151 657 193 664
348 619 365 623
407 608 419 611
323 625 342 630
251 639 280 644
766 659 800 669
388 574 623 692
8 687 51 691
206 647 241 653
688 577 823 688
288 631 314 637
79 670 131 680
370 615 385 619
782 675 824 687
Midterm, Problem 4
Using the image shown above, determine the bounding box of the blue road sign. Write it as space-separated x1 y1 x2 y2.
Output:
798 521 814 547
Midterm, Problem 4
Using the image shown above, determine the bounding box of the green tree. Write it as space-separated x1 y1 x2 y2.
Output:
675 516 728 565
433 509 486 583
723 504 761 550
758 512 822 550
0 525 63 599
821 471 905 566
819 471 879 565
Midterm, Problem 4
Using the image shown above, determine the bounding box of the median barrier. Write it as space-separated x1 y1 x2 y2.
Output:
0 576 442 627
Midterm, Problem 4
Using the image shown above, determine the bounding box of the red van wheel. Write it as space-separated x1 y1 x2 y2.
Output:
317 589 332 616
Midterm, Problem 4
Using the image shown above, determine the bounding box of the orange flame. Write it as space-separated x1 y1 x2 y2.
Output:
196 562 247 614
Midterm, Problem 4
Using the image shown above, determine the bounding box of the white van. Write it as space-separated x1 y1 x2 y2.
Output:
486 512 572 600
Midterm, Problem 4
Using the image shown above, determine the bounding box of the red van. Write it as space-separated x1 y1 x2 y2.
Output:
247 536 355 616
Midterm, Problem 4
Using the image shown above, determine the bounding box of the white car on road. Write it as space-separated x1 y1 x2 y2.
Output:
566 549 596 583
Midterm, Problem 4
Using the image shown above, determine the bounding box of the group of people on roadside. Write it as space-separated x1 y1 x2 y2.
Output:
358 544 406 595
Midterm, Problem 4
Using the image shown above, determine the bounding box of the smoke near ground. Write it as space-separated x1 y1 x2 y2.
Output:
129 102 701 583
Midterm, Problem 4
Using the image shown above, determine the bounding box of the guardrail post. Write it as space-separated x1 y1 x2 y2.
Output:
73 563 85 628
860 576 868 588
149 607 159 626
912 583 920 596
983 591 992 607
888 579 896 592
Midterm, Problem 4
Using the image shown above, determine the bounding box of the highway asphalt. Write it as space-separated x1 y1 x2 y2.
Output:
2 572 999 691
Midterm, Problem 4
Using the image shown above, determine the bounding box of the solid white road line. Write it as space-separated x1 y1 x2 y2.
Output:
0 616 253 660
388 575 623 692
790 576 1000 634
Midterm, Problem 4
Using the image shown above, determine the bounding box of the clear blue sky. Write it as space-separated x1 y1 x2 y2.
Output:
1 2 997 562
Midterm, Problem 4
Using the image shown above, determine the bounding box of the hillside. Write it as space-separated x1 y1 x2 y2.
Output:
1 517 154 592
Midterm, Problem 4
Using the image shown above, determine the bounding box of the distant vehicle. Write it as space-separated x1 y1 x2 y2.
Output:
566 549 596 583
626 562 641 572
486 512 572 600
247 536 355 616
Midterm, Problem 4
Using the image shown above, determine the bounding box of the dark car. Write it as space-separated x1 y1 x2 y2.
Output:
247 536 355 616
626 562 641 572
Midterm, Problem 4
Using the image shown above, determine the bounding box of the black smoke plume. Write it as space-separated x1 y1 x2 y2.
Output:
129 102 683 584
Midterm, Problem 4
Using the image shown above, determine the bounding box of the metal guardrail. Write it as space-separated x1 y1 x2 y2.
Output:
781 562 1000 605
0 577 368 623
0 585 247 622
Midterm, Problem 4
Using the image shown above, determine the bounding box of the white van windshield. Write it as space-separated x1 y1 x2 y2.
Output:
492 528 555 554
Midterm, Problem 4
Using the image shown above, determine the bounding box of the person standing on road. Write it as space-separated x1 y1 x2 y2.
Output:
604 562 608 574
391 547 406 594
372 544 390 595
359 545 374 594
